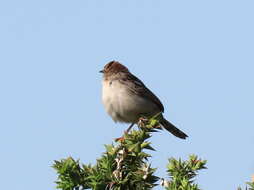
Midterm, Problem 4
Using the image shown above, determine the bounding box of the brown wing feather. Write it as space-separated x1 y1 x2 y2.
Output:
118 72 164 112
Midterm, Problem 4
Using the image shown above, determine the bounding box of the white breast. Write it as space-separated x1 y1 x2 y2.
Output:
102 79 159 123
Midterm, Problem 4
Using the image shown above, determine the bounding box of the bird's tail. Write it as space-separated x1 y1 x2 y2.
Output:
160 118 188 139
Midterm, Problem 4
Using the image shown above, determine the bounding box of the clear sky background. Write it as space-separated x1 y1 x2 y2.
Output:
0 0 253 190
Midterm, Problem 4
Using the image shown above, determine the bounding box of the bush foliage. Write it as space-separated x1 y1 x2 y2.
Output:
53 116 253 190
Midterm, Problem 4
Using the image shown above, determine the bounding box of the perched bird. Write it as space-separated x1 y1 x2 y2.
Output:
100 61 188 139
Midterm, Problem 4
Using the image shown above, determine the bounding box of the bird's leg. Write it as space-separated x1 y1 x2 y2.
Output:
115 123 135 142
125 123 134 133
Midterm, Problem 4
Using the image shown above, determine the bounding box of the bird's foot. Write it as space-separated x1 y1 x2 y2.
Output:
138 117 149 129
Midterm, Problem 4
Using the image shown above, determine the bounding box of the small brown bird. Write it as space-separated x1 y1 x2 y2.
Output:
100 61 188 139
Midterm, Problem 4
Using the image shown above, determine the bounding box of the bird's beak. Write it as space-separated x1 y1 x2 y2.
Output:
99 70 104 73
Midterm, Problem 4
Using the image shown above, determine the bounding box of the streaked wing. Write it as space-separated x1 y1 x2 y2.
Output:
118 73 164 112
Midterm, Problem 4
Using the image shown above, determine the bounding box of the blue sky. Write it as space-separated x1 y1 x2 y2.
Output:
0 0 253 189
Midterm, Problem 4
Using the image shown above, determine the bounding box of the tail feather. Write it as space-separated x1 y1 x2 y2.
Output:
160 118 188 139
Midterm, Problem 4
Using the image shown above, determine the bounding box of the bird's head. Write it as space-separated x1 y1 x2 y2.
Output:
100 61 129 77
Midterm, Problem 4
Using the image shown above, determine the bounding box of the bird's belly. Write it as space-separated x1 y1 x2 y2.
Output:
102 81 159 123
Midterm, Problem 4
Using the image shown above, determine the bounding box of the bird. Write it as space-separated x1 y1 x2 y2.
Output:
100 61 188 139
